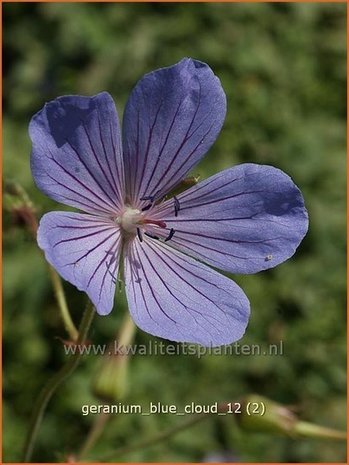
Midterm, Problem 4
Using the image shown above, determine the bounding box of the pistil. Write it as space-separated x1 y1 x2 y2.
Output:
142 218 167 229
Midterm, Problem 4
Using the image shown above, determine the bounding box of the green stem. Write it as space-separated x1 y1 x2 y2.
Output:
96 413 208 461
77 314 136 460
77 412 110 461
12 194 78 342
48 265 79 341
118 313 136 347
294 421 347 440
91 404 232 461
22 300 95 462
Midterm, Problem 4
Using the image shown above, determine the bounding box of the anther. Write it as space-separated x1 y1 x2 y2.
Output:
164 228 175 242
144 232 160 240
141 203 152 212
141 190 162 202
137 227 143 242
174 196 180 217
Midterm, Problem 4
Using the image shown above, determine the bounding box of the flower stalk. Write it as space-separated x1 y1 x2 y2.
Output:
97 411 209 461
94 402 237 461
294 421 346 440
4 181 79 341
76 411 110 461
92 313 136 403
22 300 95 462
77 314 136 460
48 265 79 342
238 394 346 440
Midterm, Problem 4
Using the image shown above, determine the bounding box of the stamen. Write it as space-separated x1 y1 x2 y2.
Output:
164 228 175 242
141 203 152 212
137 227 143 242
144 232 160 240
174 196 180 217
141 190 161 202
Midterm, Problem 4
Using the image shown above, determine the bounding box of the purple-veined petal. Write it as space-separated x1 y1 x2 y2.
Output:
154 164 309 274
30 92 125 215
124 238 250 346
122 58 227 205
38 212 121 315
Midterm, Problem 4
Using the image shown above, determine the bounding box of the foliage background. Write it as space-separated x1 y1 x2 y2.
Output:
3 2 346 462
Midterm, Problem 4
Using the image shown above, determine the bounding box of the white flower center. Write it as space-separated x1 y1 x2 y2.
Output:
116 207 143 233
115 204 169 241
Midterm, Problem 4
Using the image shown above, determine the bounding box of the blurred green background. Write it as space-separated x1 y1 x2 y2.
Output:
3 2 346 463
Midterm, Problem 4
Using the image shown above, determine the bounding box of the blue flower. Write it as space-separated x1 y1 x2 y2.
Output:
30 58 308 346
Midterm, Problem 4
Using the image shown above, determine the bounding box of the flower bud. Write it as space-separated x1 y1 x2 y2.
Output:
238 394 296 435
92 315 135 402
238 394 346 440
92 352 129 403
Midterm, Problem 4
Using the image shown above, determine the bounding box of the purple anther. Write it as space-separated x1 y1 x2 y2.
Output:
144 232 160 240
164 228 175 242
141 203 152 212
174 196 180 217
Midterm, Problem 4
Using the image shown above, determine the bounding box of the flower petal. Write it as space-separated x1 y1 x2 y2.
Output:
122 58 226 204
155 164 309 274
38 212 121 315
124 239 250 346
30 92 124 215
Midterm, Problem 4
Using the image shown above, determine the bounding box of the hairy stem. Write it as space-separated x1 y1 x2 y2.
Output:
22 300 95 462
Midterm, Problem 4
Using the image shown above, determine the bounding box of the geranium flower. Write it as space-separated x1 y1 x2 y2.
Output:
30 58 308 346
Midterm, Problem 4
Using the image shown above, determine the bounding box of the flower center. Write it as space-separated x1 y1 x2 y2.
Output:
116 207 167 235
116 196 180 243
116 207 143 233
